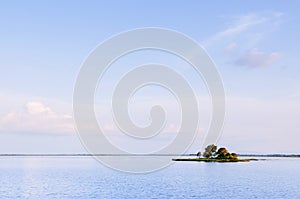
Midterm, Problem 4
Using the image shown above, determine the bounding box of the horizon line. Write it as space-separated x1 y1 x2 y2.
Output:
0 153 299 157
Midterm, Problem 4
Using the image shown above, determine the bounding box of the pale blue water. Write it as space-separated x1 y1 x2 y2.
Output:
0 157 300 198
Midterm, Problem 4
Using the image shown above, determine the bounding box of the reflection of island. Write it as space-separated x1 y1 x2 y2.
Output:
173 144 258 162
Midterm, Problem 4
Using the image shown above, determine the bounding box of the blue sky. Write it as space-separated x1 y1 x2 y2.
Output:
0 1 299 154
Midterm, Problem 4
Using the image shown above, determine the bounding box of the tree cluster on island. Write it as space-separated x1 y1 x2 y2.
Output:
196 144 238 160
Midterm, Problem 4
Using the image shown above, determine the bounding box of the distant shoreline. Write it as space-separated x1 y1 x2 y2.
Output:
0 154 299 157
238 154 300 158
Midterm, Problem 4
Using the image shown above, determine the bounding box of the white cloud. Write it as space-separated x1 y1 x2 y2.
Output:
236 49 283 67
219 14 266 36
203 13 266 46
0 101 74 134
25 101 53 114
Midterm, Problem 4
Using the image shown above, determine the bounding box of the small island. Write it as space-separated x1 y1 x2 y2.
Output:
173 144 258 162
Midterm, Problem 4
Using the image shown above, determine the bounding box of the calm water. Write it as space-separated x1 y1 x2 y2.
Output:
0 157 299 198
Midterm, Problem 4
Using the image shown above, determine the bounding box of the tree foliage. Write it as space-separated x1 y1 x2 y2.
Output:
199 145 238 160
216 147 228 155
205 144 217 153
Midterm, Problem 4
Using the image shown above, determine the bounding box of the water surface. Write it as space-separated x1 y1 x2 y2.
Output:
0 157 299 198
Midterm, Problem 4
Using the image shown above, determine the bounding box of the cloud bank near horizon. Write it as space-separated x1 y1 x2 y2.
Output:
0 101 74 135
0 95 299 153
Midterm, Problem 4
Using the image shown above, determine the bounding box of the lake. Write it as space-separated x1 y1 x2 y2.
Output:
0 156 299 198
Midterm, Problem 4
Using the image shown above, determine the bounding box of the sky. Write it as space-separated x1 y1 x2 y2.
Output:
0 1 299 154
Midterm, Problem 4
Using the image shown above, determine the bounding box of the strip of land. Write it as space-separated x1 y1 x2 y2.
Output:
172 157 259 162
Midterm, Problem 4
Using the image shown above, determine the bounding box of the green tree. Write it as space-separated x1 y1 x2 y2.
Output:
199 145 239 160
203 151 212 158
216 152 227 159
196 151 201 157
203 144 217 158
231 153 238 159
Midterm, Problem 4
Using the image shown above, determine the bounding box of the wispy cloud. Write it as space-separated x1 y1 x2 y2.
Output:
202 12 284 69
224 43 237 53
203 12 283 47
235 49 283 68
